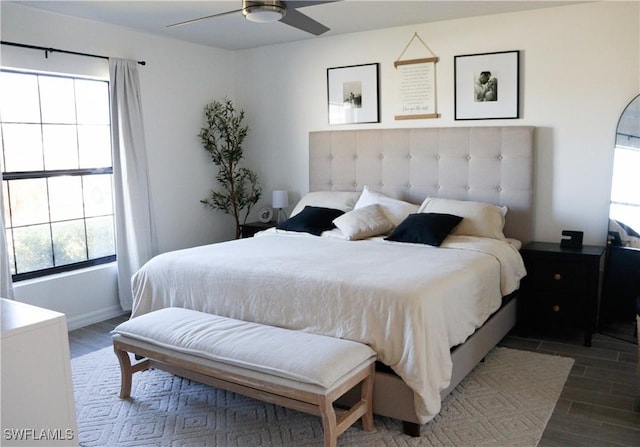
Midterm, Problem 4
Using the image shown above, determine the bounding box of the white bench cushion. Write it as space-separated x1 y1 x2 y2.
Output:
112 308 376 390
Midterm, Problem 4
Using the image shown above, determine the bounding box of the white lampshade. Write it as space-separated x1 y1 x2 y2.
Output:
272 190 289 209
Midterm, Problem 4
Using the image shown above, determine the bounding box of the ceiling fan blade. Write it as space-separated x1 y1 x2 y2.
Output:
279 8 329 35
286 0 338 8
166 8 242 28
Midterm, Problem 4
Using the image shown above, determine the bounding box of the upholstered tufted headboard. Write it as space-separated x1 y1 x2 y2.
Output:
309 127 535 243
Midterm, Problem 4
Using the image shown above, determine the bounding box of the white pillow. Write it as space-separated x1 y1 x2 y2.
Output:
354 186 419 226
332 204 395 241
290 191 361 217
418 197 507 240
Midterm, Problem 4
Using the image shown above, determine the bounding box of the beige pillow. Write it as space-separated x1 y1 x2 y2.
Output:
333 204 395 241
418 197 507 240
290 191 361 217
354 186 419 226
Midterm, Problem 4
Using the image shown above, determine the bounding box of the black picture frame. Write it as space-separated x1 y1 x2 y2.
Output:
327 63 380 125
454 50 520 120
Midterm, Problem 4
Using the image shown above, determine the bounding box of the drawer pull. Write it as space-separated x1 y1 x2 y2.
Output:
552 304 560 312
553 273 562 281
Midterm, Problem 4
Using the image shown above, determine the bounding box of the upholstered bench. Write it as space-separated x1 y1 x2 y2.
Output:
111 307 376 447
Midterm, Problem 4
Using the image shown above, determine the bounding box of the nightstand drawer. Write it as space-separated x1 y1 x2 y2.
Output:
527 260 587 294
534 294 584 328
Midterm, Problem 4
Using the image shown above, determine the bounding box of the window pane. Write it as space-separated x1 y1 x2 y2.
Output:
8 178 49 226
0 72 40 123
42 124 79 170
48 176 84 222
52 219 87 265
83 174 113 217
87 216 115 258
1 123 44 172
78 125 112 168
75 80 109 125
13 224 53 273
39 76 76 124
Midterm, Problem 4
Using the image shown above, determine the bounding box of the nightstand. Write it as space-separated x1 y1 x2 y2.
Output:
520 241 605 346
241 221 276 238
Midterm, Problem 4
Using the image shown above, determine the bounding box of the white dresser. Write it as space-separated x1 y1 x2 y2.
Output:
1 298 79 446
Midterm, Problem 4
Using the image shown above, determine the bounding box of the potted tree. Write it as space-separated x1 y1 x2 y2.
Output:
199 98 262 239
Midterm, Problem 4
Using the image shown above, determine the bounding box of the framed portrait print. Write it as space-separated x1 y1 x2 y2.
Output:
454 50 519 120
327 63 379 125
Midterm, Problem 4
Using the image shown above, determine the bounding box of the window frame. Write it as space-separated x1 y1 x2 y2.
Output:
1 68 116 282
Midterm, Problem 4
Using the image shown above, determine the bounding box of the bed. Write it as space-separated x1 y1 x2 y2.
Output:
130 126 535 435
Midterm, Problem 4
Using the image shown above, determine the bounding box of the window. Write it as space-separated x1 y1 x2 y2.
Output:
1 69 115 281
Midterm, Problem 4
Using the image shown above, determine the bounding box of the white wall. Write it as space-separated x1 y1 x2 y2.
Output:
1 1 638 328
235 1 640 246
1 3 237 328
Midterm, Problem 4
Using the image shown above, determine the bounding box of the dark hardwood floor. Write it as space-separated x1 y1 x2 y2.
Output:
69 314 129 359
69 316 639 446
500 321 639 447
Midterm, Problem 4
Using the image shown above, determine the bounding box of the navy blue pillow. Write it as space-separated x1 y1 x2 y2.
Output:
385 213 463 246
276 206 344 236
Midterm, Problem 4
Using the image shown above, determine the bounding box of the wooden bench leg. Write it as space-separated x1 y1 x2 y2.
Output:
114 345 134 398
360 363 375 431
318 363 375 446
113 343 150 399
319 396 338 447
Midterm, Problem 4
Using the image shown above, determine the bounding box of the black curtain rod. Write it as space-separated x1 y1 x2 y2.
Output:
1 40 146 66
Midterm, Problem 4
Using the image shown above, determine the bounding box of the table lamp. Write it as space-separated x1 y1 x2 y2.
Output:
272 190 289 223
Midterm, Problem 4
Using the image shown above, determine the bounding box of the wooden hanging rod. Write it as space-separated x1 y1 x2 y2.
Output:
394 57 439 68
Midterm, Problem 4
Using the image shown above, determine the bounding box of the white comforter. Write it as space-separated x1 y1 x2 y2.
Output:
131 230 525 423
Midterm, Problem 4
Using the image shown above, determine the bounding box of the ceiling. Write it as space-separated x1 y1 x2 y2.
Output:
11 1 580 51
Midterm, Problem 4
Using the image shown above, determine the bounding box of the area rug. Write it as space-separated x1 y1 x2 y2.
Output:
71 347 573 447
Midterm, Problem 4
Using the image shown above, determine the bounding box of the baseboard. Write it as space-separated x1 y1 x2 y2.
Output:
66 304 127 331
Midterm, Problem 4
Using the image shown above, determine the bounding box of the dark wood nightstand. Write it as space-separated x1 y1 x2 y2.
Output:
520 241 605 346
240 221 276 238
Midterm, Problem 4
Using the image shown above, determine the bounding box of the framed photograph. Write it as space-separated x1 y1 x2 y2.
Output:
327 63 379 125
454 50 519 120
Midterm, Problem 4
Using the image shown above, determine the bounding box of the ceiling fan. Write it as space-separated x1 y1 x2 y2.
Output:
166 0 335 36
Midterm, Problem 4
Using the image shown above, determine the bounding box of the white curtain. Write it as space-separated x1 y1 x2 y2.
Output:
0 172 15 299
109 58 157 311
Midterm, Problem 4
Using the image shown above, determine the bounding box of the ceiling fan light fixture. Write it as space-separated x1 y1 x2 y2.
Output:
243 1 286 23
